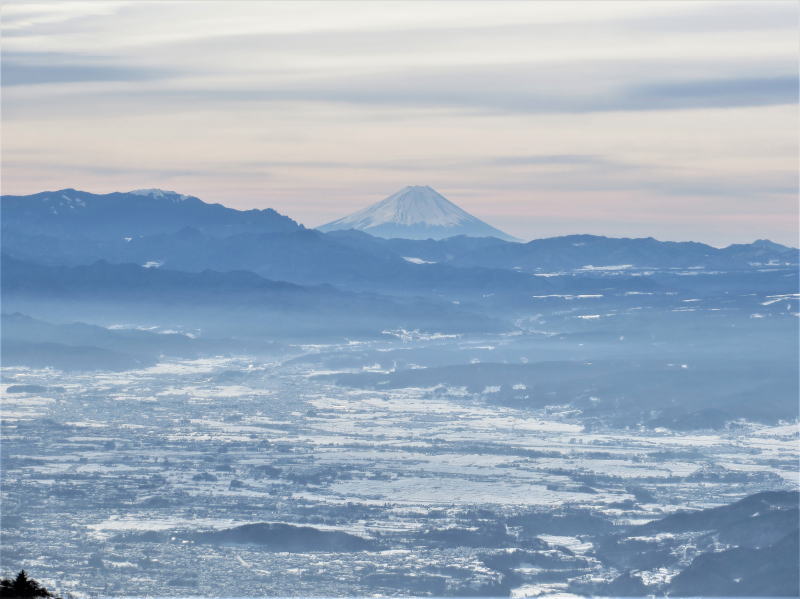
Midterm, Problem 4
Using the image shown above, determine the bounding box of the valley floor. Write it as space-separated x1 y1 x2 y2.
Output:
1 336 797 597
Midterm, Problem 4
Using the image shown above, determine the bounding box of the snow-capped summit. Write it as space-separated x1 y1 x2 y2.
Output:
129 188 192 201
318 185 517 240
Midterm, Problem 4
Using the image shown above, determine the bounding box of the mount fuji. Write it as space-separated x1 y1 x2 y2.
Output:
318 185 518 241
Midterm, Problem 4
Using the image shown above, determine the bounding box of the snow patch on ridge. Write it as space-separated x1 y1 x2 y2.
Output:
403 256 437 265
130 188 191 201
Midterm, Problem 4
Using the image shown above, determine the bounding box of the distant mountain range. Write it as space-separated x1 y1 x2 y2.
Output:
2 185 797 352
1 182 797 435
0 254 498 339
326 230 799 272
318 185 518 240
2 188 796 292
0 188 300 239
2 185 797 339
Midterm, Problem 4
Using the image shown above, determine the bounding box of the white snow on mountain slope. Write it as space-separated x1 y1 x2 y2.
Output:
330 186 476 228
129 188 191 201
319 186 517 241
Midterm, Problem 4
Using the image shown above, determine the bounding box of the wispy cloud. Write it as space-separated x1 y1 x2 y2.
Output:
0 1 130 32
1 1 797 245
1 51 170 86
7 51 794 114
630 76 798 111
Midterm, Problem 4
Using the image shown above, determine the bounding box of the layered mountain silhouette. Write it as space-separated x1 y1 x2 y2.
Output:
318 185 518 240
1 188 300 239
0 254 498 339
3 189 794 280
3 187 797 343
2 186 798 334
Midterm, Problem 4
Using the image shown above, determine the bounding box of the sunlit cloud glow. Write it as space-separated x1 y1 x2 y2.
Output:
1 0 797 245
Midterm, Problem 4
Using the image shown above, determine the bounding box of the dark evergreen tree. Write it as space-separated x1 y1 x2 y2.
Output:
0 571 56 599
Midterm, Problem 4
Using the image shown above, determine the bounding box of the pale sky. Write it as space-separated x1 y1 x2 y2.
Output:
1 1 798 245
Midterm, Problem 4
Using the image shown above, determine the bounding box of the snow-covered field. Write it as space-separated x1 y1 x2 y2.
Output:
1 338 797 597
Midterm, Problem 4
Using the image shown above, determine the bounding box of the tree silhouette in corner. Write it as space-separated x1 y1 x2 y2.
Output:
0 571 57 599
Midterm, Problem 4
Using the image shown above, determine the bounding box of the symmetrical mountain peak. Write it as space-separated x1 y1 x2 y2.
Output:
318 185 517 241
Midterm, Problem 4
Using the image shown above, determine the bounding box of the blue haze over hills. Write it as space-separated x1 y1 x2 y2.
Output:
1 186 798 597
2 187 797 421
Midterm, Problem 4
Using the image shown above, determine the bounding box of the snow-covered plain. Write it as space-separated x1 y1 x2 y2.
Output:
1 334 797 597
